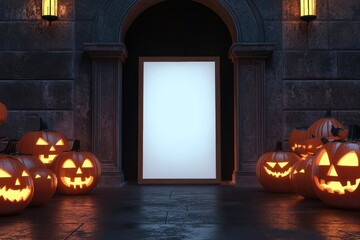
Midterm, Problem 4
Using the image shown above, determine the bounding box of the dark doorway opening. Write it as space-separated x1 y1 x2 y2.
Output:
123 0 234 182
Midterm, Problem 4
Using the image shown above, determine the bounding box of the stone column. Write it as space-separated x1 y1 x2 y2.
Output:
84 43 128 187
229 43 273 186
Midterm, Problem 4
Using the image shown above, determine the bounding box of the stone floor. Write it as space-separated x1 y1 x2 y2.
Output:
1 184 360 239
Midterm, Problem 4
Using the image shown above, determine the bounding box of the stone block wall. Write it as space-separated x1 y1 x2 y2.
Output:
0 0 359 181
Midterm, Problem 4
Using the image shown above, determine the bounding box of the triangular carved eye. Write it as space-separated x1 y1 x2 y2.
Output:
62 159 76 168
318 150 330 166
266 162 276 168
47 175 51 179
338 151 359 166
278 162 289 168
55 139 65 146
300 169 305 173
0 169 11 178
82 159 94 168
36 137 49 145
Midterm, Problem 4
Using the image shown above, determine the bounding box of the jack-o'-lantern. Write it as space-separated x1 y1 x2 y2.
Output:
50 140 101 195
288 111 347 158
290 155 317 199
29 168 57 206
0 155 34 215
17 118 70 167
312 125 360 209
1 140 46 170
256 142 301 193
0 102 8 125
308 110 345 138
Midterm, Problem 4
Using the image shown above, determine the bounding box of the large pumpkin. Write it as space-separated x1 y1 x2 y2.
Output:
307 110 345 138
312 125 360 209
0 102 8 125
50 140 101 195
0 155 34 215
256 142 301 193
17 118 70 167
289 155 317 199
29 168 57 206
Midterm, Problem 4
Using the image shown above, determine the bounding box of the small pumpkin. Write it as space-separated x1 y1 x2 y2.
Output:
29 168 57 206
256 141 301 193
290 155 317 199
50 140 101 195
312 125 360 209
0 155 34 215
0 102 8 125
17 118 70 167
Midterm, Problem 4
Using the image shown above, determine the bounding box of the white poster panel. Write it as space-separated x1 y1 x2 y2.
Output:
139 58 219 182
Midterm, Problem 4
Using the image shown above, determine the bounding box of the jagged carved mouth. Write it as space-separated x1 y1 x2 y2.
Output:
264 166 292 178
39 154 58 164
61 176 94 189
0 186 32 202
313 176 360 195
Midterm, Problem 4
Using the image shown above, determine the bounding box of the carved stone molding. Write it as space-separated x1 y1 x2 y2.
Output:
230 43 274 186
84 43 128 187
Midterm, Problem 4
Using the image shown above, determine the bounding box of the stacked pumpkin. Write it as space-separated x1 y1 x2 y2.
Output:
257 110 360 210
0 117 101 215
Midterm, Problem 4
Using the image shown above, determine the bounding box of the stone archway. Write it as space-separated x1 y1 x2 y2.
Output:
84 0 273 186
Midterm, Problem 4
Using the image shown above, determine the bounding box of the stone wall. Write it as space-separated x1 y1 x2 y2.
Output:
0 0 359 182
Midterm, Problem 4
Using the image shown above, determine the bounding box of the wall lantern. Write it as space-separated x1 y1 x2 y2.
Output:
300 0 316 21
42 0 58 23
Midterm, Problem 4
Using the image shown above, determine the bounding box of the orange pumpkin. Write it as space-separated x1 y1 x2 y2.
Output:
307 110 345 138
17 118 70 167
50 140 101 195
312 125 360 209
29 168 57 206
256 142 301 193
0 155 34 215
0 102 8 125
290 155 317 199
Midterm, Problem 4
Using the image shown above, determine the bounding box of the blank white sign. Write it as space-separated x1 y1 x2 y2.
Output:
140 58 219 182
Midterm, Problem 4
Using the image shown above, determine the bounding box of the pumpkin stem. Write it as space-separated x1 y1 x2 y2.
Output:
39 117 49 131
347 125 360 142
71 139 81 151
0 139 17 154
275 141 283 152
325 110 332 118
321 137 329 144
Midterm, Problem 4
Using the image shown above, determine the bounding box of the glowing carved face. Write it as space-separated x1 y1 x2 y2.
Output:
264 161 292 178
60 158 95 189
36 137 66 165
0 169 32 202
314 149 360 195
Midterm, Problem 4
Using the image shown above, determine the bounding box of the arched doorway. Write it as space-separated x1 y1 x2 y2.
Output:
122 0 234 181
84 0 273 186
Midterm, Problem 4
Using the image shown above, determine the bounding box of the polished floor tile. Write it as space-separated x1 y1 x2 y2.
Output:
1 185 360 239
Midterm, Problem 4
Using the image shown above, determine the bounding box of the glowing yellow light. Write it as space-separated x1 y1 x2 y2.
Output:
338 151 359 166
300 169 305 173
62 159 76 168
82 159 94 168
76 168 82 174
314 176 360 195
264 166 292 178
36 137 49 145
42 0 58 21
39 154 58 164
300 0 316 21
35 174 41 179
55 139 65 145
0 186 32 202
15 179 20 186
61 176 94 189
266 162 276 168
47 175 51 179
0 169 11 178
278 162 289 168
21 171 29 177
318 151 330 166
49 146 56 151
